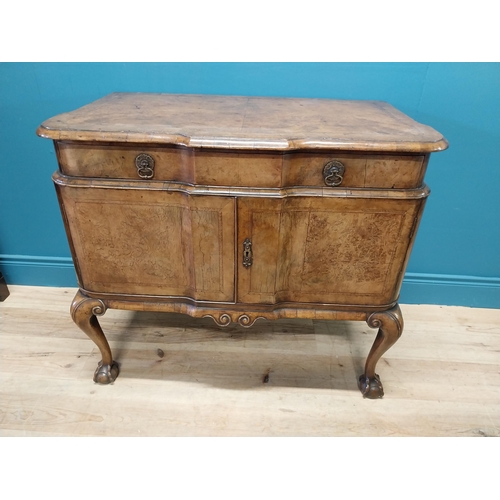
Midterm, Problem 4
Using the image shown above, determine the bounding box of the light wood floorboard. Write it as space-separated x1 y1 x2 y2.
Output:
1 285 499 436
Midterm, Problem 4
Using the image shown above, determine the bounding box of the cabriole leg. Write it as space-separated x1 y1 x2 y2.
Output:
70 289 119 384
358 304 403 399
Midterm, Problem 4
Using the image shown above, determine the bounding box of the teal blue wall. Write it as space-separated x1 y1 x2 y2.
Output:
1 63 499 307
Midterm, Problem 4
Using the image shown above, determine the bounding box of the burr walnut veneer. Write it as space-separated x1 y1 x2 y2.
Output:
37 93 448 398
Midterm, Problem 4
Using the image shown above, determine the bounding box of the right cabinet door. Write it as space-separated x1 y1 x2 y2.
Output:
237 196 423 306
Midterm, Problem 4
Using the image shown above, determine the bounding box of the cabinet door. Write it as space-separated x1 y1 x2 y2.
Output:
237 196 422 306
58 185 235 301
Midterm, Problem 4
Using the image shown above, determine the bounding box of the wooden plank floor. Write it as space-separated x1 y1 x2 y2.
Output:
1 285 499 436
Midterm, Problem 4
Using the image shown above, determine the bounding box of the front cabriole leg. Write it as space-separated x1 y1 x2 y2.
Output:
70 289 119 384
358 304 403 399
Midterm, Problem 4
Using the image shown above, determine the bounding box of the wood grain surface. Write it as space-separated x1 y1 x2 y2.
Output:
237 196 423 306
58 186 235 300
56 141 427 189
1 286 498 437
37 93 448 152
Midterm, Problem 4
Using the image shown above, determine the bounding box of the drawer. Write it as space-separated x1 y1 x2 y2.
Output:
56 142 195 182
282 153 426 189
56 142 426 190
56 142 282 187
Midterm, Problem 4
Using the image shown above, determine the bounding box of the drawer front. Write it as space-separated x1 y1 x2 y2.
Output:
282 153 426 189
56 142 194 182
56 142 282 187
56 142 426 189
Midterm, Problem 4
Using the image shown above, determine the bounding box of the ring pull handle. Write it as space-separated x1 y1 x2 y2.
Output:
323 160 345 187
135 153 155 179
243 238 253 268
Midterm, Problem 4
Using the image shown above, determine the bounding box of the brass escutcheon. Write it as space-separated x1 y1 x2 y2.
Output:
243 238 253 267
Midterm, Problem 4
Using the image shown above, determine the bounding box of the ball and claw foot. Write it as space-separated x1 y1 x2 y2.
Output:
93 360 120 384
359 304 403 399
358 373 384 399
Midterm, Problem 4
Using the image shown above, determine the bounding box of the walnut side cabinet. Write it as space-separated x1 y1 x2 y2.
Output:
37 93 448 398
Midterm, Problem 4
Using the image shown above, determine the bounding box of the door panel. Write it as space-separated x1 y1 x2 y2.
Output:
237 198 282 304
59 185 235 301
237 197 420 306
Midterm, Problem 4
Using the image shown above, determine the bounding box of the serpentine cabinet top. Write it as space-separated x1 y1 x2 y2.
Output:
37 92 448 153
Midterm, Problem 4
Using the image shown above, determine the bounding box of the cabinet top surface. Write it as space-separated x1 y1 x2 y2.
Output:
37 92 448 153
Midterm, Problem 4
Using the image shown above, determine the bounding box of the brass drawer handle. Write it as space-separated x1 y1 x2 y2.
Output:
243 238 253 268
135 153 155 179
323 160 345 187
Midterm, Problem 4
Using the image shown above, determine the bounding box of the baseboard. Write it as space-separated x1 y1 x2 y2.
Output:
0 255 78 287
400 272 500 308
1 255 499 308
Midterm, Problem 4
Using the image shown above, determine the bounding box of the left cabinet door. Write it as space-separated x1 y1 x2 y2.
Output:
56 179 235 302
